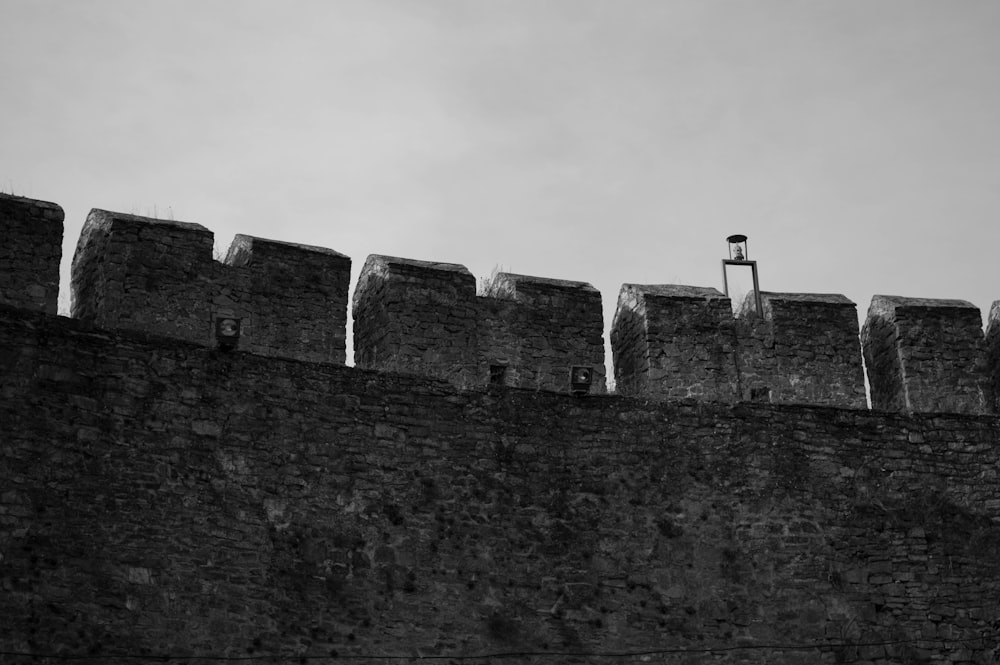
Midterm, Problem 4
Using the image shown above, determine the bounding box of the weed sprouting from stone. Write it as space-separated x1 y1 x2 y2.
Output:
478 265 515 300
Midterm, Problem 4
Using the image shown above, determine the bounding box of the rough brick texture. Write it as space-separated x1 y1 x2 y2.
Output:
478 272 606 392
862 295 987 414
611 285 866 407
71 209 351 364
611 284 737 400
223 234 352 363
71 209 216 340
0 193 64 314
738 292 867 408
985 301 1000 415
3 305 1000 664
352 255 480 386
353 255 606 393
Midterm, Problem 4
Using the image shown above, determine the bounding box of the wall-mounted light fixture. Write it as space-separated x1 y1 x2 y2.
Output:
215 317 241 351
721 234 762 317
570 366 593 396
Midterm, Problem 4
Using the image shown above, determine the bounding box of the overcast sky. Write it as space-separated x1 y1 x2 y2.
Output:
2 0 999 366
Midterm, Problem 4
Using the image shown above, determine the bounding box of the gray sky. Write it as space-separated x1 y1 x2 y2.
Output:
2 0 999 366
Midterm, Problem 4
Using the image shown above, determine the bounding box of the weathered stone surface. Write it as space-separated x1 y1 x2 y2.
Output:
611 284 737 400
71 209 216 341
3 305 1000 664
71 209 351 364
862 295 988 414
479 272 606 393
224 234 351 363
988 301 1000 414
611 285 866 408
0 193 64 314
738 292 867 408
353 256 606 393
3 197 1000 663
352 254 480 386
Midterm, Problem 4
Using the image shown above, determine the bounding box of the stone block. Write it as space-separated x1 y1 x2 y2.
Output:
352 255 479 385
353 257 606 394
612 285 867 408
478 272 605 393
862 295 987 414
71 209 351 364
986 301 1000 414
224 235 351 364
71 209 214 342
611 284 738 400
737 292 866 408
0 193 64 314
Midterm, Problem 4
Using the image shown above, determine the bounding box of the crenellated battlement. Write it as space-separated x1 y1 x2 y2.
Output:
1 192 999 412
611 284 737 401
611 285 867 407
352 255 479 386
0 193 64 314
352 254 607 392
862 295 989 414
742 291 868 408
987 301 1000 413
71 207 351 364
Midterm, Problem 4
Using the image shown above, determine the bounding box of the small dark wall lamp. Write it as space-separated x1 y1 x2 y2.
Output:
570 366 593 396
215 317 241 351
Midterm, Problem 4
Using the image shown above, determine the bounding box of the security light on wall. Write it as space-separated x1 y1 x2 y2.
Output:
721 234 762 317
570 366 593 396
215 317 241 350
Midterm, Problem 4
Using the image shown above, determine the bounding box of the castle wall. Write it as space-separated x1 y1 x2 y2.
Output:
3 192 997 415
351 255 480 386
3 305 1000 664
477 273 606 392
224 235 352 364
0 193 64 314
988 301 1000 414
71 209 216 341
862 295 988 414
353 256 606 393
611 284 738 400
737 292 867 408
71 209 351 364
610 285 866 408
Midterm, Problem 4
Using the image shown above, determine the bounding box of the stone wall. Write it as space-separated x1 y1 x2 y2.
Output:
611 285 866 408
862 295 988 414
4 193 999 412
4 193 1000 663
71 208 351 364
478 272 606 392
738 292 867 408
611 284 738 400
352 255 480 386
353 255 606 393
223 234 352 363
0 193 64 314
988 301 1000 414
2 304 1000 664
